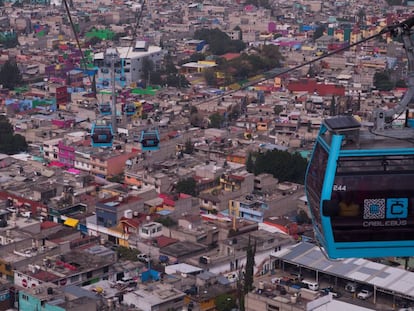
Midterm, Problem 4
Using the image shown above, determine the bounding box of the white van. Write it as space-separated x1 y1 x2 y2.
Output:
302 279 319 291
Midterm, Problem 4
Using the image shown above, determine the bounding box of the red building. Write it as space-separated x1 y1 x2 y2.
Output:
286 78 345 96
49 85 69 110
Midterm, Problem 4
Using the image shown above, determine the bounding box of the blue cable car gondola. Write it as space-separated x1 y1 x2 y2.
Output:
99 102 111 116
124 102 136 116
140 129 160 151
305 20 414 259
91 121 114 148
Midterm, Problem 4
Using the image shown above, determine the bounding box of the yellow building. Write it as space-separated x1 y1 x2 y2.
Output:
0 259 13 281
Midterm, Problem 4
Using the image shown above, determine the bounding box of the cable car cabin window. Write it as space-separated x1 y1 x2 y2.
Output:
327 173 414 243
306 142 328 234
124 104 135 114
141 134 159 147
100 104 111 113
92 129 113 143
336 155 414 174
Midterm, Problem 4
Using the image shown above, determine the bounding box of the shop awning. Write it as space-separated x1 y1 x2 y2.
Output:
64 218 79 228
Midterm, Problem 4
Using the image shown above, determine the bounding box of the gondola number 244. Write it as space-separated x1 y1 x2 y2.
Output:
333 185 347 191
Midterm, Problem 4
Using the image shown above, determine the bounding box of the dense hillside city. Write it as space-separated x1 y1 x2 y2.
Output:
0 0 414 310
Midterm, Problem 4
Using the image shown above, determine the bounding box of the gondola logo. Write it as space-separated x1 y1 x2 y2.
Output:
363 199 385 219
363 198 408 224
364 198 408 219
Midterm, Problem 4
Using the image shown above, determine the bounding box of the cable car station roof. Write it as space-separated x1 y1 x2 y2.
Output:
272 242 414 298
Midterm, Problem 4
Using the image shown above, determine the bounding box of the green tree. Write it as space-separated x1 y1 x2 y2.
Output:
189 112 204 127
86 36 102 47
165 74 190 88
2 35 19 48
154 216 177 227
374 71 394 91
246 152 254 173
296 210 311 224
164 54 178 74
116 246 140 261
233 25 243 41
190 105 198 115
0 61 22 90
260 45 283 66
209 112 224 128
149 71 163 86
178 52 205 66
0 116 28 154
357 8 366 25
313 25 326 41
244 236 256 294
273 105 283 116
215 294 237 311
194 28 246 55
395 79 407 88
250 150 308 183
184 138 194 154
142 57 154 84
175 177 197 196
107 174 124 183
204 68 217 86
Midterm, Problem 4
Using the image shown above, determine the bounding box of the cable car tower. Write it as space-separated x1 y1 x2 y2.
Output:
305 17 414 259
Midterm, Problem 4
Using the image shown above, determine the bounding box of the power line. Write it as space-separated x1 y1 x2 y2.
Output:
62 0 94 96
125 0 146 61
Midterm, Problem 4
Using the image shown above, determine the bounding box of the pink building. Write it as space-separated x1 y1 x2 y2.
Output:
58 140 75 167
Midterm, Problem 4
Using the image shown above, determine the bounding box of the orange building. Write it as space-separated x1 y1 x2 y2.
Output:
89 150 138 178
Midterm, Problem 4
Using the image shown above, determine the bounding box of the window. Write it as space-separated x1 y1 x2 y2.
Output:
22 294 29 301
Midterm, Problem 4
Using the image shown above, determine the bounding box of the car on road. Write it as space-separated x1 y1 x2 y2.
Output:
357 289 373 300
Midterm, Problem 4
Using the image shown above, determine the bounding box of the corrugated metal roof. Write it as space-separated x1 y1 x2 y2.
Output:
274 242 414 297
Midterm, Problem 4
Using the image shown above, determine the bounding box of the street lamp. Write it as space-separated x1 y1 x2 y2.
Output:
104 48 120 135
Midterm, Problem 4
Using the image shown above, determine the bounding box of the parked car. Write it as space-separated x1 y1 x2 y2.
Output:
345 282 359 293
271 277 282 284
6 206 17 213
357 289 373 300
137 254 150 263
320 287 341 298
20 211 31 218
